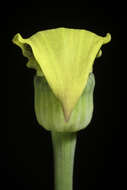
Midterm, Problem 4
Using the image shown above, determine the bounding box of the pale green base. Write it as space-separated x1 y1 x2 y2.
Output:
51 132 77 190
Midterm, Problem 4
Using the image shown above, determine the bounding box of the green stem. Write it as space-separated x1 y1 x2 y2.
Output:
51 132 77 190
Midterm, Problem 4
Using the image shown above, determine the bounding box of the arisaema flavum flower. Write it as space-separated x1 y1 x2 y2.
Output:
12 27 111 190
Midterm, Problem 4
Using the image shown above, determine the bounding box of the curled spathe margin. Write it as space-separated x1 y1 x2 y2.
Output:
12 28 111 122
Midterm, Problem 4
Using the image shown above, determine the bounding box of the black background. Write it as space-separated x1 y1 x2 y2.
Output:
6 7 122 190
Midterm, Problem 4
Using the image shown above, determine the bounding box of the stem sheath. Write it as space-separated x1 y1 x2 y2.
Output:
51 132 77 190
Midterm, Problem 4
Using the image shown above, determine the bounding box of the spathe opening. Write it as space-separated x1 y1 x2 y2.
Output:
23 43 33 58
21 43 44 77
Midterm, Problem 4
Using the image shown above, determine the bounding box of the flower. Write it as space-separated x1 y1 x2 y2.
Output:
12 27 111 132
